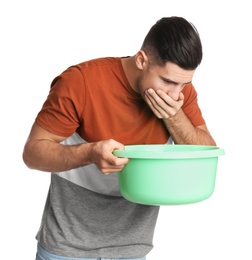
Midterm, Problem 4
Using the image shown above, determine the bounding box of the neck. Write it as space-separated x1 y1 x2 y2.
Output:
121 56 139 93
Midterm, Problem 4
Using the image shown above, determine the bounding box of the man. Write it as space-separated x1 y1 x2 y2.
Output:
23 16 216 260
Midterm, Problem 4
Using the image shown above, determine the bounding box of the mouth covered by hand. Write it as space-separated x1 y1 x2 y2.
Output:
144 88 184 119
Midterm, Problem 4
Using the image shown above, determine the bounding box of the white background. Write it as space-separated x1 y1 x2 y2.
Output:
1 0 251 259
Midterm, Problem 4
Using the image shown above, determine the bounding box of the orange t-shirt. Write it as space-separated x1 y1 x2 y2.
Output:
36 57 205 144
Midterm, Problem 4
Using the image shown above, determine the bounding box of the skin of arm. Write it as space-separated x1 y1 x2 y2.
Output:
22 122 129 175
144 88 216 146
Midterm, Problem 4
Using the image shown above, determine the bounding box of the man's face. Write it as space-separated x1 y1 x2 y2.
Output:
138 61 195 102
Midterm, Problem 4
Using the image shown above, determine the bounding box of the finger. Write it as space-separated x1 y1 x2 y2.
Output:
145 92 164 118
178 92 184 103
156 90 184 113
107 152 129 167
156 89 175 104
145 90 170 118
101 158 129 175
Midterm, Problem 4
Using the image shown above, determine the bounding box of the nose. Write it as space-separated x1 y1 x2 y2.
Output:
167 86 182 100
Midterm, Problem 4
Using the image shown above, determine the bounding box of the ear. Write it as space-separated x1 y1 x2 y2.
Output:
135 50 148 70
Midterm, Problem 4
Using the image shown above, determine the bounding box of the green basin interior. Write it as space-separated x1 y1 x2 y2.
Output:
113 145 225 206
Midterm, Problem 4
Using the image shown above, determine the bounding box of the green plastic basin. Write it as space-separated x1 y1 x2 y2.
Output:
113 144 225 205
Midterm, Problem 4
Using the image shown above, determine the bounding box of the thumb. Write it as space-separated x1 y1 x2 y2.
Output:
178 92 184 101
178 92 184 106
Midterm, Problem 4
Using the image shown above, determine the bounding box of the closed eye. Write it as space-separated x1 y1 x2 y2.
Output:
161 77 176 85
160 76 191 87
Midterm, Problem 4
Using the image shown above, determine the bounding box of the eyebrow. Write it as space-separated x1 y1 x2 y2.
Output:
160 76 192 85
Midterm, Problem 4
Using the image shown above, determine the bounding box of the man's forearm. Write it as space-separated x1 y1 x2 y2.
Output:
163 109 216 145
23 139 92 172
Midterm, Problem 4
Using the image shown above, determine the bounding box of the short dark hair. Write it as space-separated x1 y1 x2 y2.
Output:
141 17 202 70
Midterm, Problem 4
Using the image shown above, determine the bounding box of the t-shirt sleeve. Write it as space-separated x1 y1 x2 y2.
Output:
181 83 205 127
35 66 85 137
